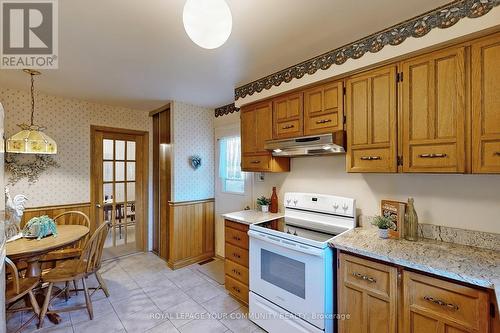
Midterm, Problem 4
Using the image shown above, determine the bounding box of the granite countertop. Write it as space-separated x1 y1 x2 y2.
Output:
222 210 284 225
330 227 500 302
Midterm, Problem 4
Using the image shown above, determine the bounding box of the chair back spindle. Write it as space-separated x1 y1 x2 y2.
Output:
5 257 20 294
79 222 110 274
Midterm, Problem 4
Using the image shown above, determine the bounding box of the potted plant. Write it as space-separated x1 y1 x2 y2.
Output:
257 196 271 213
371 215 396 239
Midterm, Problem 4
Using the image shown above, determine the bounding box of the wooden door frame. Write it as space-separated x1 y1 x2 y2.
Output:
90 125 149 252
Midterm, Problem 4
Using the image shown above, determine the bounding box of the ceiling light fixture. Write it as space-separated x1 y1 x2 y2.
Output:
182 0 232 49
6 69 57 154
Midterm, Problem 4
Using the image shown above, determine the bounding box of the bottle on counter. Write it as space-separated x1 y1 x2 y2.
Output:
270 187 279 213
404 197 419 241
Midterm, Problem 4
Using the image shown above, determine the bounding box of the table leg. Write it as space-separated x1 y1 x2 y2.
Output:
24 257 62 325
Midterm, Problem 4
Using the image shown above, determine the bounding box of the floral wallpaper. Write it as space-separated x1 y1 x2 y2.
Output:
171 101 214 202
0 89 151 207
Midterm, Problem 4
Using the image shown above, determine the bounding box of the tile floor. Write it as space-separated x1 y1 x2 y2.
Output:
6 252 265 333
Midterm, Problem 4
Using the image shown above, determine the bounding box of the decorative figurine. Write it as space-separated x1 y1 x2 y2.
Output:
5 187 28 239
22 215 58 240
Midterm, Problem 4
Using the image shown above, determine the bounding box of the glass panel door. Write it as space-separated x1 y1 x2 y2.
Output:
101 136 138 254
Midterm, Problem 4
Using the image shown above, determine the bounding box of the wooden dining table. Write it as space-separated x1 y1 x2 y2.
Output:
6 224 90 277
6 224 90 325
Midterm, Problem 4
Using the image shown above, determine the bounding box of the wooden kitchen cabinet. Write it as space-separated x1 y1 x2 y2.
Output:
240 101 290 172
403 271 489 333
273 92 304 139
471 34 500 173
224 220 251 305
338 253 398 333
401 46 466 173
338 252 492 333
304 80 344 135
345 65 398 173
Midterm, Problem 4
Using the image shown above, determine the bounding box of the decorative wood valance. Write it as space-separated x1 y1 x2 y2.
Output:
234 0 499 101
215 103 240 118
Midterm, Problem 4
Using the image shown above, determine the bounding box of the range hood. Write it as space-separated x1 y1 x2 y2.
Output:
265 132 346 157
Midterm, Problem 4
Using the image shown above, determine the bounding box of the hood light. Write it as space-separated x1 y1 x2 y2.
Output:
273 149 282 153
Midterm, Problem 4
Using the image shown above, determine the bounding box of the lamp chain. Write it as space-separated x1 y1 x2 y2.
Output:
30 72 35 126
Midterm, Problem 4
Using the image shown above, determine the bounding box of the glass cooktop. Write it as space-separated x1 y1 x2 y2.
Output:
253 218 342 243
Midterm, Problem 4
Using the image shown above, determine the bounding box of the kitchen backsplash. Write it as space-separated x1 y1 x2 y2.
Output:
252 155 500 235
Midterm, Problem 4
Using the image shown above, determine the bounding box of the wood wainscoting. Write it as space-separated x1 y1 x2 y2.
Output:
167 199 215 270
21 202 92 230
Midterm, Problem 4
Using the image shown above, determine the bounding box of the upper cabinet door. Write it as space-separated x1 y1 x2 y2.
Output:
241 101 272 155
240 106 257 155
346 65 398 173
304 81 344 135
401 46 466 173
273 92 303 139
472 34 500 173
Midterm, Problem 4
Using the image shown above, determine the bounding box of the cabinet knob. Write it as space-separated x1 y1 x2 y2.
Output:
418 153 447 158
360 156 381 161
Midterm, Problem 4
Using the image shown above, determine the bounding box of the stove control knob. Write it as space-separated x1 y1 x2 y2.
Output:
286 199 291 206
293 230 298 236
293 199 298 206
342 203 349 211
333 203 339 211
286 228 291 234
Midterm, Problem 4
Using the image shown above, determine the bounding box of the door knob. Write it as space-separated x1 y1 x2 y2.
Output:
96 204 102 208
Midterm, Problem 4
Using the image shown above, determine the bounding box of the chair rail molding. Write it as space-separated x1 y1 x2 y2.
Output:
234 0 500 104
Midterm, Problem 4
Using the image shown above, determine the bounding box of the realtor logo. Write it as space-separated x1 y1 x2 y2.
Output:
1 0 58 69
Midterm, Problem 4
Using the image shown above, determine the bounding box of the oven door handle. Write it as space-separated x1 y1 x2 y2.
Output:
248 230 324 257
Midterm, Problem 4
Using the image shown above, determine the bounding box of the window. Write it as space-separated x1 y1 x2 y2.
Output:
219 136 245 193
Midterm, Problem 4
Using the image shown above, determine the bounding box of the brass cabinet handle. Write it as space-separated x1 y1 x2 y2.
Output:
418 153 447 158
232 269 241 276
232 286 241 293
233 236 241 241
360 156 381 161
232 253 240 258
423 295 459 311
250 160 260 164
316 119 332 124
282 124 295 129
352 272 377 283
495 152 500 156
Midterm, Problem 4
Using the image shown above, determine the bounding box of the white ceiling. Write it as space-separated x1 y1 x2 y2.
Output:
0 0 449 110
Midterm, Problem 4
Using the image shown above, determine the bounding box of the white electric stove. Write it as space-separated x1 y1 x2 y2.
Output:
248 192 356 333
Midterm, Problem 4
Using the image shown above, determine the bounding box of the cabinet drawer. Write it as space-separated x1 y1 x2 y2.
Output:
349 148 395 172
407 143 461 172
275 119 301 138
305 112 339 135
242 154 271 171
403 271 489 331
342 254 395 298
225 227 249 250
478 140 500 172
225 243 248 267
225 275 249 304
225 260 249 285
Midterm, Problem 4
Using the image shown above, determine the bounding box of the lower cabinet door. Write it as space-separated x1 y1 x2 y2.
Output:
403 271 489 333
338 253 398 333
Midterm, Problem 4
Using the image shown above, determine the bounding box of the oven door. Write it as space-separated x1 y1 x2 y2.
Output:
249 230 327 330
